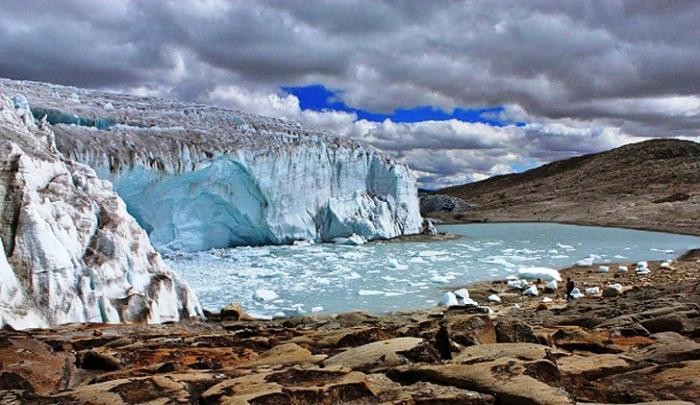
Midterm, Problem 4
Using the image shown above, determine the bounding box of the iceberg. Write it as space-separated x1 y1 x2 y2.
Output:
0 93 202 329
518 267 562 282
0 79 422 252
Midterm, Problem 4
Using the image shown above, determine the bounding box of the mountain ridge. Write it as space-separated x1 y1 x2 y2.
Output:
436 139 700 235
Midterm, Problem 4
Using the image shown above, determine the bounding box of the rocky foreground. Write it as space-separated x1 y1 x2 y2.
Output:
2 251 700 404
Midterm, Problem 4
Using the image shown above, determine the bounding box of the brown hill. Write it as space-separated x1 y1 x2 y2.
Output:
436 139 700 235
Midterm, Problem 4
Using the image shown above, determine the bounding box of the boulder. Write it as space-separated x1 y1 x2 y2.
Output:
441 314 497 347
219 303 253 321
496 319 540 344
602 283 623 297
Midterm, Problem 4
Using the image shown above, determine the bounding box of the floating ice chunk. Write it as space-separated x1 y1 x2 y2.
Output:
556 243 576 250
597 266 609 273
569 288 584 299
358 289 384 296
333 234 366 245
487 294 501 303
311 306 323 313
585 287 600 296
523 285 539 296
387 258 408 270
617 265 629 273
518 267 561 282
454 288 469 299
253 289 279 302
542 297 553 303
439 291 459 306
346 271 362 280
431 275 454 284
249 312 274 320
292 239 314 247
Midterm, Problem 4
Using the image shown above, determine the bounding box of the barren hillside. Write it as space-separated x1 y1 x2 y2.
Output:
436 139 700 235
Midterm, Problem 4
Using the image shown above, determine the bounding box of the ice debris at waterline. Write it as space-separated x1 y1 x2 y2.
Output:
167 223 700 317
0 79 422 252
0 92 202 329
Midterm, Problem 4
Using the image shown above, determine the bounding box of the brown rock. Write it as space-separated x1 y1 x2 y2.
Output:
390 358 572 405
630 332 700 364
219 303 253 321
241 343 326 367
558 354 633 379
452 343 569 364
0 336 78 394
442 314 496 347
640 314 686 334
594 360 700 403
496 319 540 344
202 367 375 404
323 337 424 371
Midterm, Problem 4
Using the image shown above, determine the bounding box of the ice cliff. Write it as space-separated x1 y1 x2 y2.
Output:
0 79 422 252
0 91 202 329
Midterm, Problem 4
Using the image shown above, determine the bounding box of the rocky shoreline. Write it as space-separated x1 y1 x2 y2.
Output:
2 250 700 404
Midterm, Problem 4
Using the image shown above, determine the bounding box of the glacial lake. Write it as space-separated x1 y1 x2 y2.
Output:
169 223 700 319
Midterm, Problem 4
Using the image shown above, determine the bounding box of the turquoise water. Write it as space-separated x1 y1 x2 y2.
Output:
169 223 700 318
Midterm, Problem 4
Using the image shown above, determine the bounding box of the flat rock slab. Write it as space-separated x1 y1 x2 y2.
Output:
323 337 424 371
390 358 573 405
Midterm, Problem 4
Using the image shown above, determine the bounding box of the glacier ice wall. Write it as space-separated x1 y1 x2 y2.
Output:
0 79 423 252
0 91 202 329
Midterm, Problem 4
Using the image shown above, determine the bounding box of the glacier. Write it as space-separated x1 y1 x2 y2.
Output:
0 90 202 329
0 79 423 252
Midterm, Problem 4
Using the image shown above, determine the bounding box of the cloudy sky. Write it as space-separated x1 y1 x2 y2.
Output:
1 0 698 188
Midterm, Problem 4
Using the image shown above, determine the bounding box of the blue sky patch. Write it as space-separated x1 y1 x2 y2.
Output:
282 84 514 126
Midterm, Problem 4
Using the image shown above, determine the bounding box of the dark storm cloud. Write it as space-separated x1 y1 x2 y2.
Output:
0 0 698 187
